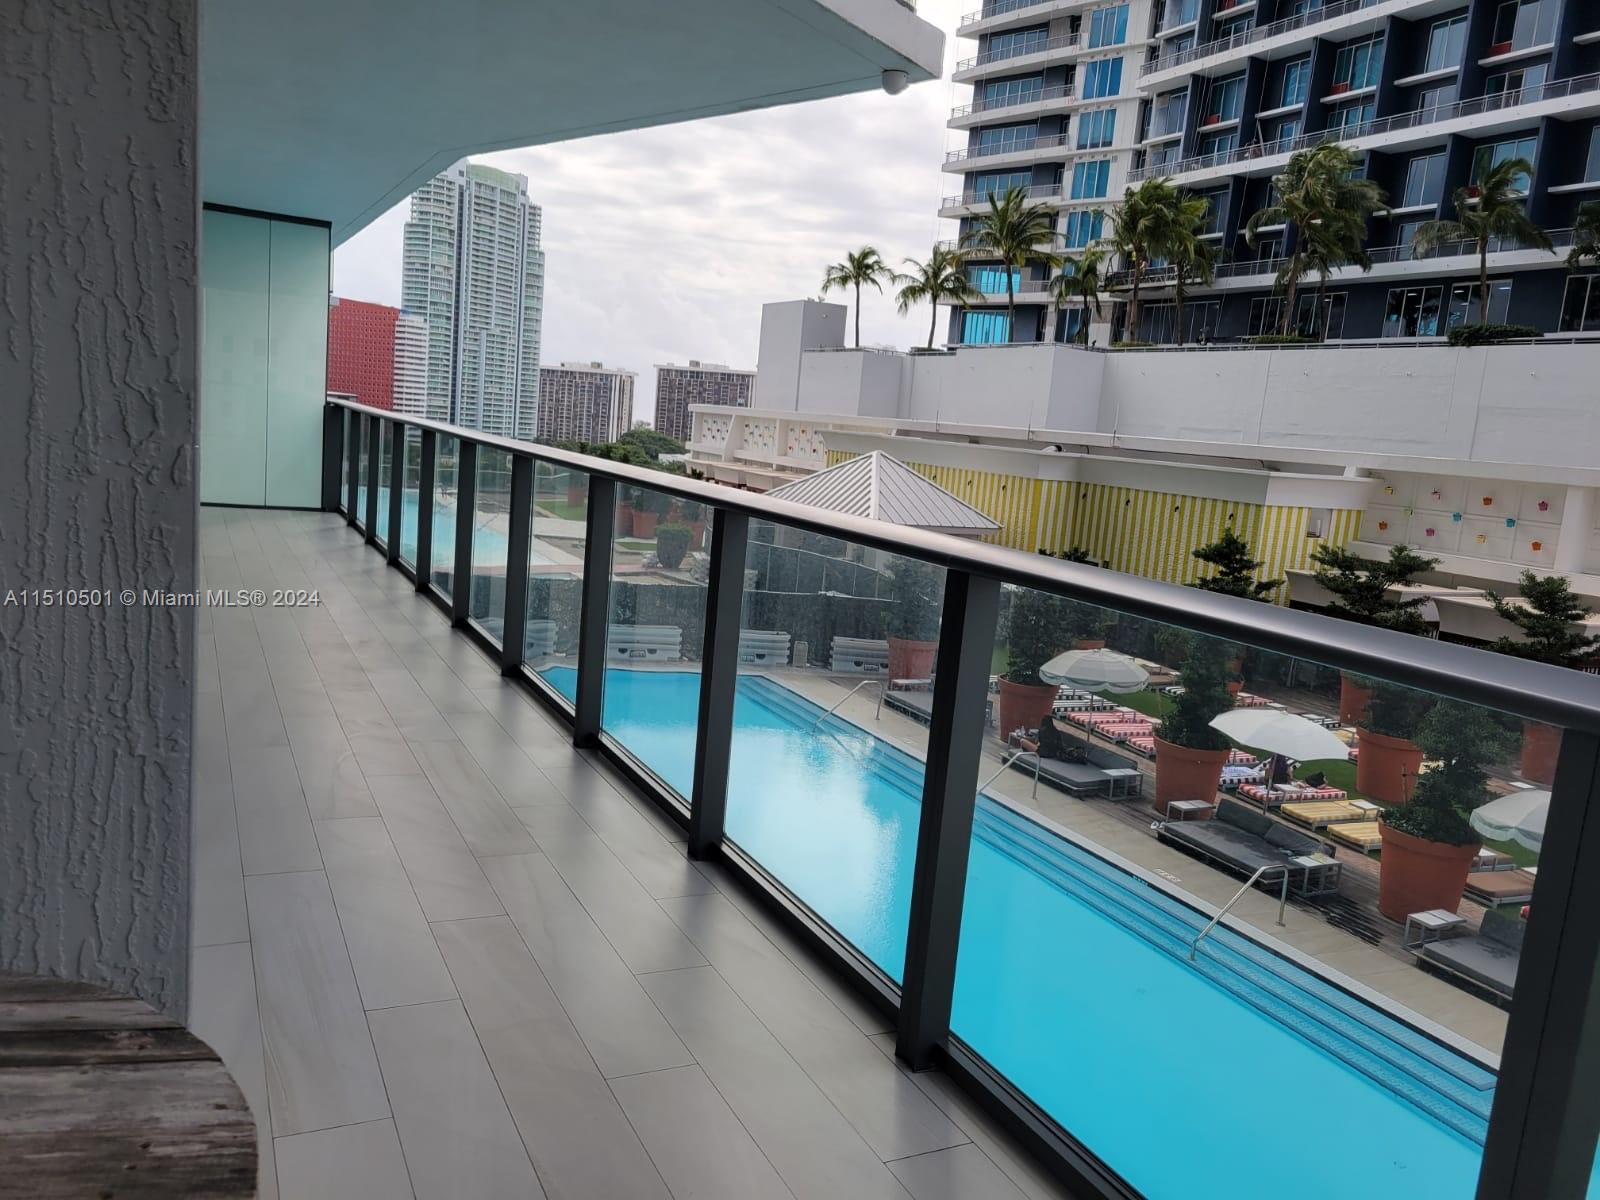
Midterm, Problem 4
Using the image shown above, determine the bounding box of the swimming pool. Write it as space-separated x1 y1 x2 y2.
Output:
355 486 546 568
540 666 1508 1199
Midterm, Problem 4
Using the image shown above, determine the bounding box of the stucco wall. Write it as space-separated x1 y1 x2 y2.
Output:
0 0 198 1017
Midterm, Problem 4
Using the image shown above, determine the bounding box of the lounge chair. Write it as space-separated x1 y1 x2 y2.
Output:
1325 821 1384 853
1157 798 1338 893
1005 743 1142 799
1279 799 1376 829
830 636 888 674
1126 735 1156 757
1239 783 1349 810
1415 908 1523 1003
524 619 557 658
1463 867 1537 908
606 624 682 662
1220 764 1264 790
738 629 791 666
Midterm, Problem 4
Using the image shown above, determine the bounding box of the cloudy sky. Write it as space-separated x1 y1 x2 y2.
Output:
331 0 967 424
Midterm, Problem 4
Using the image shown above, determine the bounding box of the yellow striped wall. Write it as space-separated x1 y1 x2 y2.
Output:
823 450 1362 603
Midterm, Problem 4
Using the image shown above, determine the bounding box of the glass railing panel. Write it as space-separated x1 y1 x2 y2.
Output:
724 522 943 984
399 427 421 568
544 481 709 799
374 420 393 546
339 412 353 514
429 434 459 597
523 462 589 688
354 414 371 531
941 578 1575 1197
467 447 513 644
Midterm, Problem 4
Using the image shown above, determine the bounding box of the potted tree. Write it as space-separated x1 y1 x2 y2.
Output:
883 556 944 680
631 488 671 538
1153 636 1236 817
654 523 692 571
1488 570 1600 784
1310 543 1439 722
1356 683 1434 805
1192 527 1282 600
999 587 1065 739
1068 601 1114 649
1378 702 1515 920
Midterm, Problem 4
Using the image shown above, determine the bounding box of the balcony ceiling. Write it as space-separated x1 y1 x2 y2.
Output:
200 0 943 244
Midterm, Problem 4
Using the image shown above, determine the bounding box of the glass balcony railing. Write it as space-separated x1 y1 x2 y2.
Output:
1143 0 1382 76
951 82 1074 120
956 31 1082 73
946 131 1073 164
324 396 1600 1200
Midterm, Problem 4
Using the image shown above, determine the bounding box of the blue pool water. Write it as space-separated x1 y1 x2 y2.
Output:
542 666 1507 1199
356 486 541 568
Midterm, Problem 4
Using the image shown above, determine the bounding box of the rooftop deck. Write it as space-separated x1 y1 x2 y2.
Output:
190 506 1074 1200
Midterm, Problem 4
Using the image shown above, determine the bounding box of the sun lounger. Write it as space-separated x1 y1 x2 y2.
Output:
606 624 683 662
1415 908 1523 1003
1234 693 1271 708
1065 709 1138 728
1004 745 1142 798
1280 799 1376 829
830 636 888 674
1325 821 1384 853
1463 867 1537 907
1099 722 1156 741
1227 749 1260 766
1220 765 1264 790
738 629 791 666
1239 784 1349 809
1157 799 1339 890
522 619 558 658
1126 735 1156 757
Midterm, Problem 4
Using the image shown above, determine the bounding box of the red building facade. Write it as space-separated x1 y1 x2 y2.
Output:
327 296 398 410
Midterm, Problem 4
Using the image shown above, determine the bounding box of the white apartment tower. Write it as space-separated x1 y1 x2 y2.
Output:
401 159 545 438
943 0 1156 345
536 362 637 445
391 309 431 419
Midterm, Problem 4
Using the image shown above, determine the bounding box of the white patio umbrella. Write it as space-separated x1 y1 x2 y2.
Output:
1038 648 1149 694
1470 789 1549 854
1208 709 1350 764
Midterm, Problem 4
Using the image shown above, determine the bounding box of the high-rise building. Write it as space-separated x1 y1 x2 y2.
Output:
943 0 1155 345
652 361 755 442
401 159 545 438
944 0 1600 346
326 296 399 409
536 362 636 444
392 309 430 418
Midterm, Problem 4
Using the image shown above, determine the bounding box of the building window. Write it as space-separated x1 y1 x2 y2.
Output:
969 171 1033 201
962 310 1012 344
1471 135 1537 190
1081 58 1124 100
1149 92 1187 139
1199 129 1239 158
969 266 1024 293
1145 142 1182 171
1401 152 1445 207
1415 82 1458 117
1163 31 1196 58
1278 58 1311 108
1248 292 1346 338
1064 209 1105 248
1559 275 1600 332
1423 17 1467 74
1078 108 1117 149
1485 64 1547 100
1490 0 1556 55
976 123 1039 153
1088 5 1130 48
983 75 1045 107
987 26 1050 61
1326 99 1375 136
1159 0 1198 31
1382 281 1512 336
1071 159 1112 199
1587 127 1600 181
1198 189 1229 236
1331 35 1384 92
1202 73 1245 125
1261 115 1303 146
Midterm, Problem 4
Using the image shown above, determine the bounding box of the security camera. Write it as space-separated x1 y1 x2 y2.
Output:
881 69 909 95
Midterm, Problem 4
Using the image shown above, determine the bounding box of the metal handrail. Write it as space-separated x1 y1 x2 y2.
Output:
958 0 1063 28
810 678 883 732
951 83 1076 120
955 31 1082 72
946 132 1073 164
326 397 1600 735
1188 864 1290 960
1144 0 1381 76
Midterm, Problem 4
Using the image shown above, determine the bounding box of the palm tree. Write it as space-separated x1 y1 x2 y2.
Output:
1049 245 1106 344
1165 191 1215 343
894 245 980 350
1567 200 1600 270
1246 143 1384 336
821 247 894 348
1104 178 1177 340
1412 158 1552 326
960 186 1062 342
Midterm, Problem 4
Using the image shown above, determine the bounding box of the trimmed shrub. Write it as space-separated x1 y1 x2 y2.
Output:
1446 323 1539 347
1247 333 1317 344
654 523 692 570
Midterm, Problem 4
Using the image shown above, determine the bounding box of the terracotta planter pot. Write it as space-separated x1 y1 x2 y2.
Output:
1356 728 1425 805
888 637 938 681
1073 638 1106 650
688 520 706 551
998 676 1057 740
1226 680 1244 696
1520 720 1561 786
1339 674 1374 725
633 510 659 538
615 503 635 538
1377 822 1479 921
566 481 584 506
1153 736 1230 817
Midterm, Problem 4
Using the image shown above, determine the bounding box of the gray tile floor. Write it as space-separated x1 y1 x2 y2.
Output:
188 507 1077 1200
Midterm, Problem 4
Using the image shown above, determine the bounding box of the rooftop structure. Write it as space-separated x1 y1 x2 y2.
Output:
767 449 1003 535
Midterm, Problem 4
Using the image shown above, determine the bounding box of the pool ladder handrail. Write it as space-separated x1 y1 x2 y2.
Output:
978 748 1043 798
809 677 884 732
1188 863 1290 961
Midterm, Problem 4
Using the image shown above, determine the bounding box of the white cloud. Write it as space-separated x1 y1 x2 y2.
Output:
331 0 967 424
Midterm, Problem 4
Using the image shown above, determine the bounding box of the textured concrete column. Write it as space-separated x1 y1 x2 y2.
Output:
0 0 199 1018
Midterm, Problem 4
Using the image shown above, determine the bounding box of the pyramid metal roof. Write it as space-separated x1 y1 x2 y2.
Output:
767 452 1001 537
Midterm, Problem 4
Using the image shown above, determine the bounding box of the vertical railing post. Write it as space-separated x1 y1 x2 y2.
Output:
415 429 436 592
322 403 344 512
451 439 478 626
364 413 381 544
896 569 1000 1071
573 474 616 748
1477 727 1600 1200
499 454 535 673
687 509 750 859
386 420 405 566
345 410 360 526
